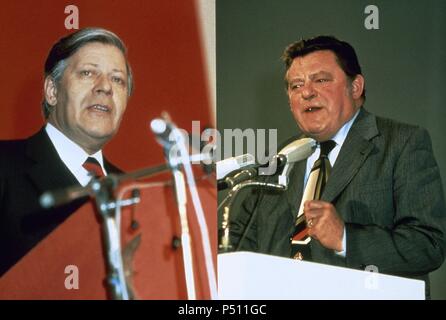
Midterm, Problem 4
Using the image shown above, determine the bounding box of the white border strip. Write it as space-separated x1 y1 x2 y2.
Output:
195 0 216 127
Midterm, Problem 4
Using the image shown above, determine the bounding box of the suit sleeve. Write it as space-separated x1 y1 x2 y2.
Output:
346 127 446 276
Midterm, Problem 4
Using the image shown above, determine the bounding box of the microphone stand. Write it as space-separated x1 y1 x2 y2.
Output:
152 116 217 300
39 163 171 300
174 130 218 300
218 157 292 253
89 175 129 300
163 136 197 300
218 180 286 253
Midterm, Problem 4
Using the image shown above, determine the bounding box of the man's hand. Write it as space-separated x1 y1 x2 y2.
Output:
304 200 344 251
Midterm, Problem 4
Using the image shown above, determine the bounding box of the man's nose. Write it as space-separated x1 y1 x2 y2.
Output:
94 74 113 95
301 82 316 100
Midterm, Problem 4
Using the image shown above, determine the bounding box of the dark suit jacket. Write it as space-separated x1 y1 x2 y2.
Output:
230 108 446 297
0 128 122 276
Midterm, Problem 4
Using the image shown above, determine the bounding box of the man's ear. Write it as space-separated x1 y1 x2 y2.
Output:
44 76 58 106
351 74 365 100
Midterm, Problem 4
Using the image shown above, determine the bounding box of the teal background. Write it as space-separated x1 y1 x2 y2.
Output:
217 0 446 299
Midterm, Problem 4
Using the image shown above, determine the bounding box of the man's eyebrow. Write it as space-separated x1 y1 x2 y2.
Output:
288 76 305 82
80 63 99 68
78 63 125 74
309 71 333 79
288 71 333 82
112 68 125 74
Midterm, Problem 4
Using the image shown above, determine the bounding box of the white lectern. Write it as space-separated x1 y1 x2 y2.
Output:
218 252 424 300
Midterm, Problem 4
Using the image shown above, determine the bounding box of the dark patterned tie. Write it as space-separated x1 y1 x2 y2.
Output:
82 157 105 179
312 140 336 200
290 140 336 259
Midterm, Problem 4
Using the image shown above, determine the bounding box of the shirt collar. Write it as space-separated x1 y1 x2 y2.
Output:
45 123 105 171
329 108 361 148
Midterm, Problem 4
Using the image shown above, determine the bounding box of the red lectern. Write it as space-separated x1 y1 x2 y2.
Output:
0 178 217 300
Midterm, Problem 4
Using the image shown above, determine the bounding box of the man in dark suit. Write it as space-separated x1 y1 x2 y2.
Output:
0 28 133 276
229 36 446 297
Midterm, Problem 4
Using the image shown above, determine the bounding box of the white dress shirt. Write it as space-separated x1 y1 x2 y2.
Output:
303 109 360 256
45 123 107 187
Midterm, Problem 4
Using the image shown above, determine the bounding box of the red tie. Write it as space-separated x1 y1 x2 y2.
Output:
82 157 105 178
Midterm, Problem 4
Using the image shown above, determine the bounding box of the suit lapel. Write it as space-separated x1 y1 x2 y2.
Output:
25 127 80 194
285 159 306 219
321 108 379 203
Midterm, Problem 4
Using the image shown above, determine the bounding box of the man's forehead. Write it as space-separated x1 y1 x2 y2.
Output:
68 42 127 68
288 50 340 75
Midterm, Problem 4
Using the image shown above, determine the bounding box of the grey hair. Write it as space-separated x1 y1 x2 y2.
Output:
42 27 133 119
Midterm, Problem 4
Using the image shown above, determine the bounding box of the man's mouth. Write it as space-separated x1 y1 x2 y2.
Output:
88 104 111 112
304 106 322 113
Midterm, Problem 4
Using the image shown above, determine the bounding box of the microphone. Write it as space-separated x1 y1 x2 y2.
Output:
150 118 175 147
150 117 188 169
277 137 316 186
217 138 316 190
216 153 255 180
278 137 317 163
258 137 316 176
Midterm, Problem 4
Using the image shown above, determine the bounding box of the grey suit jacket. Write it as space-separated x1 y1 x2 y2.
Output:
229 108 446 297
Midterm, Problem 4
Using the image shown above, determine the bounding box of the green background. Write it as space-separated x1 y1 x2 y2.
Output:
217 0 446 299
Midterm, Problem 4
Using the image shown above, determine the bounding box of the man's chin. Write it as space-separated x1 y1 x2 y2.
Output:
83 128 116 144
302 130 330 142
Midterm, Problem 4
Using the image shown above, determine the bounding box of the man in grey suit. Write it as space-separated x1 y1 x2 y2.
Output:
229 36 446 298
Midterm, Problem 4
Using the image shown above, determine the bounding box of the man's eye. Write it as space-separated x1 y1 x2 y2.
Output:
112 76 125 85
290 83 302 90
80 70 93 77
316 78 329 83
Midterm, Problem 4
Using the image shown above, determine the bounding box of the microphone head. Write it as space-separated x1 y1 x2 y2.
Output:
150 118 167 135
278 137 316 163
150 118 177 149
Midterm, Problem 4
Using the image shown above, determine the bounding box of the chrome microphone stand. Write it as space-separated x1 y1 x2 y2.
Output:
89 175 129 300
153 121 197 300
151 115 218 300
171 160 197 300
218 179 286 253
